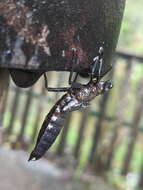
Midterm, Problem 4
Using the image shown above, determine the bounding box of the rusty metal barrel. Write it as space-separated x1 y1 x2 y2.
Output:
0 0 126 87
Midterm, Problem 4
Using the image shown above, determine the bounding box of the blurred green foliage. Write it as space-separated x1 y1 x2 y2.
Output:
118 0 143 54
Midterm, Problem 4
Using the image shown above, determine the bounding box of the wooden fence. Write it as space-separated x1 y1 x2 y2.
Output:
1 51 143 189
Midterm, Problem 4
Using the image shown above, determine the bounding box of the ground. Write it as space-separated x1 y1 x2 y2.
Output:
0 147 115 190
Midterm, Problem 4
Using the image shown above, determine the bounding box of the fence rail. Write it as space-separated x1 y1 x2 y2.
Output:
1 51 143 189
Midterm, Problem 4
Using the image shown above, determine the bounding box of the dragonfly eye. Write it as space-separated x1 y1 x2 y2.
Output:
103 80 113 90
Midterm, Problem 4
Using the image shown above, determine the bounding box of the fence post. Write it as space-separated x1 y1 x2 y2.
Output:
0 69 9 125
121 78 143 175
88 92 110 165
31 85 46 143
73 108 89 162
0 69 9 144
88 68 114 168
105 59 132 171
138 158 143 189
6 87 21 134
17 88 33 143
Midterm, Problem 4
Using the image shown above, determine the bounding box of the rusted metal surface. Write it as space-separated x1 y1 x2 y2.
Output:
0 0 125 79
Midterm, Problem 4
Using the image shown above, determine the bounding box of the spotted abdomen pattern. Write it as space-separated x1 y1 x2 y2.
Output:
29 92 83 161
29 80 112 161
